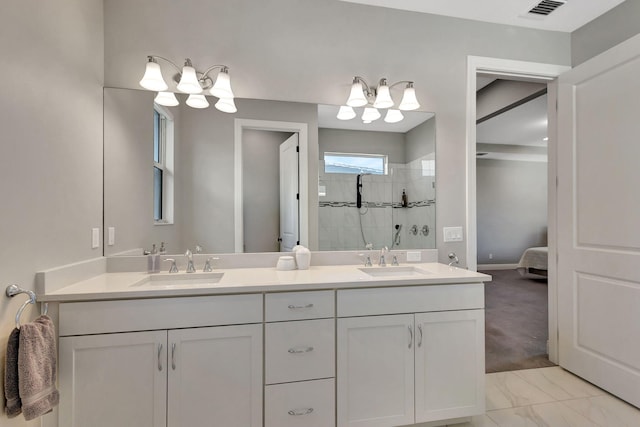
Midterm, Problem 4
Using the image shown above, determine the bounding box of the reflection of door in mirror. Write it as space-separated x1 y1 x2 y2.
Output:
279 134 299 252
242 130 296 252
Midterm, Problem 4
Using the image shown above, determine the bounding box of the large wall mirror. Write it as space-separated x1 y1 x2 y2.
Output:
103 88 436 256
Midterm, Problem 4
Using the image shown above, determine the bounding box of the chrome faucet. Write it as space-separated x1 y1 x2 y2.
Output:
391 253 399 266
379 246 388 267
185 250 196 273
203 257 218 272
165 258 179 273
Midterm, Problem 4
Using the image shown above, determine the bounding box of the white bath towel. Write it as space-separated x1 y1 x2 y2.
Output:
18 315 59 420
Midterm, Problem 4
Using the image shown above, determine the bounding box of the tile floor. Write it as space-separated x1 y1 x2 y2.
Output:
451 366 640 427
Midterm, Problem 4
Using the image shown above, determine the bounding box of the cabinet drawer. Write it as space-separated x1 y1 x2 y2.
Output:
266 291 334 321
59 294 263 336
337 284 484 317
266 319 335 384
265 379 335 427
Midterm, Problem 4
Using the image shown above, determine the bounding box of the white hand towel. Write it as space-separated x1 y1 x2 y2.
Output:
18 315 59 421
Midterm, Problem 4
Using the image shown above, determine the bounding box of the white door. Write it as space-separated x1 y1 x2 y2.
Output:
167 324 263 427
415 310 485 422
58 331 167 427
557 33 640 407
337 315 415 427
279 133 299 252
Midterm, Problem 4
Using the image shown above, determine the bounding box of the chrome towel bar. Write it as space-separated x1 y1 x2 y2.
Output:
5 284 48 329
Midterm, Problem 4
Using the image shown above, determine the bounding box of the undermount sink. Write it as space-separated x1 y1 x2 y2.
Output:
358 266 431 277
141 271 224 287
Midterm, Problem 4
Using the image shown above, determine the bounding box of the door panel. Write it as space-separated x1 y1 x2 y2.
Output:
280 133 299 252
557 33 640 407
58 331 167 427
167 324 262 427
337 314 414 427
415 310 485 422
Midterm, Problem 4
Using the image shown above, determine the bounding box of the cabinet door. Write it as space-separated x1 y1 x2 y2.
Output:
337 315 414 427
59 330 167 427
414 309 485 422
167 324 262 427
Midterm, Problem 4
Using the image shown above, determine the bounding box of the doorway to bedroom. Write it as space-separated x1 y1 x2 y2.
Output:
475 75 554 373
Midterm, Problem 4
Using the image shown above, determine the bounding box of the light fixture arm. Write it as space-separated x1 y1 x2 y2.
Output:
353 76 376 98
201 65 228 80
147 55 183 75
388 80 414 90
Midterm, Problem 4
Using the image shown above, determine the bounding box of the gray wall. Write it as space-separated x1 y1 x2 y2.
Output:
405 117 436 163
318 128 406 163
104 88 182 255
0 0 103 425
178 98 318 253
477 159 548 265
104 0 571 265
572 0 640 66
243 130 293 253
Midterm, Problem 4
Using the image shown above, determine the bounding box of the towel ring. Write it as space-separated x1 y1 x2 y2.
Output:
5 284 48 329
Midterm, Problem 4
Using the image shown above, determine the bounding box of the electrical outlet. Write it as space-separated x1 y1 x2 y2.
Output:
91 228 100 249
489 253 493 260
443 226 464 242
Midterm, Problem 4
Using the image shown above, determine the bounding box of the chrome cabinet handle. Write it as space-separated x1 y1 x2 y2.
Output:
288 303 314 310
171 343 176 370
408 325 413 349
288 346 314 354
157 344 163 371
418 324 423 348
288 408 314 416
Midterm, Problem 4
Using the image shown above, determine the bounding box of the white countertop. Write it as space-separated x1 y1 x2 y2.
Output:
40 263 491 302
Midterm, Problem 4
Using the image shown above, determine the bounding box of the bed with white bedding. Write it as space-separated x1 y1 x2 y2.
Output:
516 246 548 277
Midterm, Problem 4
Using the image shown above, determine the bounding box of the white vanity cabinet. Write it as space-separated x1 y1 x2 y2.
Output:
57 294 263 427
336 284 485 427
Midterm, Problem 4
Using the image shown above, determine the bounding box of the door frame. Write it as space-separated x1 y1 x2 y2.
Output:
234 119 309 253
465 56 570 363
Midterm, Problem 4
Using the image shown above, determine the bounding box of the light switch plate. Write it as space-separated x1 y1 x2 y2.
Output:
108 227 115 246
406 251 421 262
443 226 464 242
91 228 100 249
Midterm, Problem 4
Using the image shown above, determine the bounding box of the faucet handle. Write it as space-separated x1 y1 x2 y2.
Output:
203 257 219 272
358 253 373 267
391 255 399 266
165 258 179 273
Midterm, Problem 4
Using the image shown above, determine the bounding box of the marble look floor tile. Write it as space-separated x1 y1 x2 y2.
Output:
486 371 556 410
513 367 605 401
562 394 640 427
486 401 599 426
448 414 499 426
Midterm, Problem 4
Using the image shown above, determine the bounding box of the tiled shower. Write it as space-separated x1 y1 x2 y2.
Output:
318 157 436 251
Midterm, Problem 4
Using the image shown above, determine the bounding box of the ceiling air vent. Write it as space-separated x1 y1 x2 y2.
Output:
528 0 566 16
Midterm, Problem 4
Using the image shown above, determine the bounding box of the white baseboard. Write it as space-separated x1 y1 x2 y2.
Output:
477 263 518 270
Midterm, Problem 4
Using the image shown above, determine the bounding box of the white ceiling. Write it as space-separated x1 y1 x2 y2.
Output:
339 0 625 32
318 104 434 133
476 94 548 147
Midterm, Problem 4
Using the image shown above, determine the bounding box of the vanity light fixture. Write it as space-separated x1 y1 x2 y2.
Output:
340 76 421 123
139 56 237 113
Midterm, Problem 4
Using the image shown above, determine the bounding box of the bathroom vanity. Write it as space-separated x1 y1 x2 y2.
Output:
39 260 489 427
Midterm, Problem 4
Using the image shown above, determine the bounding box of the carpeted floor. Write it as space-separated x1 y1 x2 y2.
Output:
481 269 556 373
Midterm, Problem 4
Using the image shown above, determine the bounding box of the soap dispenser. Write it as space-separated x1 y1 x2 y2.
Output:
148 244 160 273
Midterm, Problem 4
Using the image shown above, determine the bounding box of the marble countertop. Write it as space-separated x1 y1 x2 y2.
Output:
40 263 491 302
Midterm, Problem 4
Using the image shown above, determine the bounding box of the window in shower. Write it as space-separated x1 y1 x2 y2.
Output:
153 104 175 224
323 152 387 175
